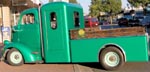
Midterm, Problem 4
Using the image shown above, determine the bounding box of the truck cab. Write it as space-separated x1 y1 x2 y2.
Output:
3 2 84 64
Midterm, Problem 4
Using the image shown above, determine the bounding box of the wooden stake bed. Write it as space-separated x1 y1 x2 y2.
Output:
70 27 146 40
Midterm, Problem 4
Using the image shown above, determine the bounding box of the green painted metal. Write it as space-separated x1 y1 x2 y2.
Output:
4 8 43 63
70 35 148 62
3 41 42 63
2 2 149 64
40 2 84 63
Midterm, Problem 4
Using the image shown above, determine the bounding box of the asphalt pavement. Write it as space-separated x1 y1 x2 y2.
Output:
0 61 150 72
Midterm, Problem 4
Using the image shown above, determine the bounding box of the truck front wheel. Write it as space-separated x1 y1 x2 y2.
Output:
6 48 24 66
99 46 125 70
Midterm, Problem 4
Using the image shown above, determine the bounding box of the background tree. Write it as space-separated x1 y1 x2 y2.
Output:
128 0 150 7
89 0 102 17
69 0 78 3
128 0 150 15
1 0 11 6
90 0 122 24
101 0 122 15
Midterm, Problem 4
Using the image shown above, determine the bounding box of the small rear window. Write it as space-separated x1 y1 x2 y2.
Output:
74 12 80 27
50 12 57 30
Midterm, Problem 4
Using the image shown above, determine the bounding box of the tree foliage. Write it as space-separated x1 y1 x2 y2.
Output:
89 0 102 17
128 0 150 7
69 0 77 3
1 0 11 6
89 0 122 17
128 0 150 16
102 0 122 14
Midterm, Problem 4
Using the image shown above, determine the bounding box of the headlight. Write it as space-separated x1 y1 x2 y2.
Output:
4 40 10 45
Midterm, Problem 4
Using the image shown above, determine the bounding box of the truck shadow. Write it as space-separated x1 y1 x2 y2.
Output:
0 43 4 59
78 63 104 70
0 45 3 58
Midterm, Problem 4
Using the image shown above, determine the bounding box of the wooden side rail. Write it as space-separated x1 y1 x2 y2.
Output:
70 27 146 40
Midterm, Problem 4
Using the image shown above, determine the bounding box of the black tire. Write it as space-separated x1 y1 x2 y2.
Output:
99 46 125 70
6 48 24 66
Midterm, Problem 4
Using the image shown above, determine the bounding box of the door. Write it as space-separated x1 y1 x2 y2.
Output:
18 13 41 54
42 9 70 63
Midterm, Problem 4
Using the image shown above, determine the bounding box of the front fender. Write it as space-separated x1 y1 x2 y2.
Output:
3 41 38 63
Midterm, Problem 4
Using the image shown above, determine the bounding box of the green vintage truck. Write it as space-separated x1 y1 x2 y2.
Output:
1 2 149 70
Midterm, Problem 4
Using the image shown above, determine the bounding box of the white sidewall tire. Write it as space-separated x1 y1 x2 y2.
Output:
7 48 24 66
99 46 125 70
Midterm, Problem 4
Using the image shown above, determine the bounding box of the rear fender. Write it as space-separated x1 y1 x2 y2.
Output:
99 43 126 62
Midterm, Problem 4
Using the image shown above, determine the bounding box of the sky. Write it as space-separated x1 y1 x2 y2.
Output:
77 0 129 14
40 0 49 4
77 0 91 14
34 0 129 14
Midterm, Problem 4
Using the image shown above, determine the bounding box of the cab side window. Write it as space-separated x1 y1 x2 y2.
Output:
22 13 35 24
50 12 57 29
74 12 80 27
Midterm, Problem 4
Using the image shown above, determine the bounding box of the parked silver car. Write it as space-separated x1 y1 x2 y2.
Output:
139 16 150 26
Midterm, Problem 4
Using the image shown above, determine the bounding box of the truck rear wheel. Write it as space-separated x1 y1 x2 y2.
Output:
99 46 125 70
6 48 24 66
